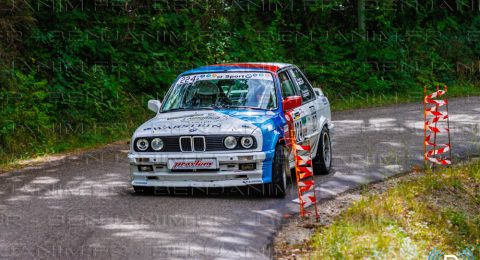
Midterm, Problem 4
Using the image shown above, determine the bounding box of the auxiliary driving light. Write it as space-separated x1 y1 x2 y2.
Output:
138 165 153 172
238 155 254 161
239 163 256 171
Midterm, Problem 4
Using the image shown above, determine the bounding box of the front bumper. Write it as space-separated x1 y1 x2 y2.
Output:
128 151 271 187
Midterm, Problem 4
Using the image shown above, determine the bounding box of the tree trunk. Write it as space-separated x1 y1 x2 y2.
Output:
357 0 366 33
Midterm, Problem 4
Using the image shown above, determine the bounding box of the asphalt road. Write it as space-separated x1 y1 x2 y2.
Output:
1 97 479 260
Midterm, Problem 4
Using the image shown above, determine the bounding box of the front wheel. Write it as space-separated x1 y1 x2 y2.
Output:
313 126 332 175
265 145 288 198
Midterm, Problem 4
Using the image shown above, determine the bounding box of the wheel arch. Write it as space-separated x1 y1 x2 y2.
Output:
311 116 332 158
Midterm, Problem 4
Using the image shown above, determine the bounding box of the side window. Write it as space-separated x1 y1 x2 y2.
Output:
290 68 315 102
278 71 297 99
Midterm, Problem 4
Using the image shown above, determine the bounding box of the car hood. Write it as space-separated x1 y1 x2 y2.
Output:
134 109 278 137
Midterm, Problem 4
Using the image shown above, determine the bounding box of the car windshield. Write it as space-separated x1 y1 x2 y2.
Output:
161 72 277 112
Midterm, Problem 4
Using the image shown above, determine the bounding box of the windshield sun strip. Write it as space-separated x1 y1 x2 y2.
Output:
159 70 279 112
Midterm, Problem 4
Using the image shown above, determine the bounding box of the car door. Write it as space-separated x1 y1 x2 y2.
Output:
288 67 325 156
278 69 306 168
278 70 306 143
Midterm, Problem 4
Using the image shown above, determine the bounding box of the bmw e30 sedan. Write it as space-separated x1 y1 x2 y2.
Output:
128 63 333 197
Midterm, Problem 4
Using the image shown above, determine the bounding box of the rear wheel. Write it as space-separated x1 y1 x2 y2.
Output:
265 145 287 198
313 126 332 175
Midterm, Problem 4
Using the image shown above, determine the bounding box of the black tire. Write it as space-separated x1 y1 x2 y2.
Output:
265 145 288 198
313 126 332 175
133 186 154 194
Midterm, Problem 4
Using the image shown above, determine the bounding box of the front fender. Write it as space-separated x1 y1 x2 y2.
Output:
252 116 285 152
251 117 286 184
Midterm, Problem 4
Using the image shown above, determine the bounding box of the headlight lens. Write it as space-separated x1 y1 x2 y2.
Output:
151 138 164 151
224 136 237 149
240 136 254 149
136 138 149 151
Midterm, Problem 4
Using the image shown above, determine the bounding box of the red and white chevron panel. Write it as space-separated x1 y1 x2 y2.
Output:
424 89 446 101
292 192 317 208
299 193 317 208
297 166 313 179
294 144 310 151
425 144 450 157
424 87 452 166
295 155 312 166
286 111 320 219
427 157 451 165
298 180 315 193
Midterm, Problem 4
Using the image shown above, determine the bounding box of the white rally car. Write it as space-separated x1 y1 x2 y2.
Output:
128 63 333 197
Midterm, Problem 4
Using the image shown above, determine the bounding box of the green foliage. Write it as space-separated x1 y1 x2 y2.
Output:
1 0 480 162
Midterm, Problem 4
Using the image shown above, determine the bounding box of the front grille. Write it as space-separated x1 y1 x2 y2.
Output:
180 136 206 152
133 135 256 152
205 136 225 151
180 136 192 152
193 136 206 151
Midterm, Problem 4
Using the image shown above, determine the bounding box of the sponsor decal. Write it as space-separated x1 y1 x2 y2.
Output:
242 179 263 184
168 158 217 170
302 89 309 97
148 123 222 132
173 160 213 169
294 120 304 142
295 77 305 85
301 117 307 125
311 112 318 131
176 72 273 86
145 113 230 132
302 126 308 137
294 111 301 120
166 113 229 123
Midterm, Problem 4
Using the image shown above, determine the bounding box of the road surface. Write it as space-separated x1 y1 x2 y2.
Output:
0 97 479 259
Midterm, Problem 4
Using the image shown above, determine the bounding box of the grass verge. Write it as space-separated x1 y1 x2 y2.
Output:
308 160 480 259
0 96 151 170
0 124 137 172
326 83 480 111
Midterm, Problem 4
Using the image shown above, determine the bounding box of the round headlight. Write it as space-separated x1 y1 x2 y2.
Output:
151 138 164 151
240 136 254 149
136 138 149 151
224 136 237 149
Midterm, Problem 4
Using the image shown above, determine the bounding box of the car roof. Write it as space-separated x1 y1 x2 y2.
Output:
180 62 294 75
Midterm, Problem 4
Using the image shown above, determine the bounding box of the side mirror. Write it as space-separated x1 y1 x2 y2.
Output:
282 96 302 112
313 88 323 96
148 100 161 113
